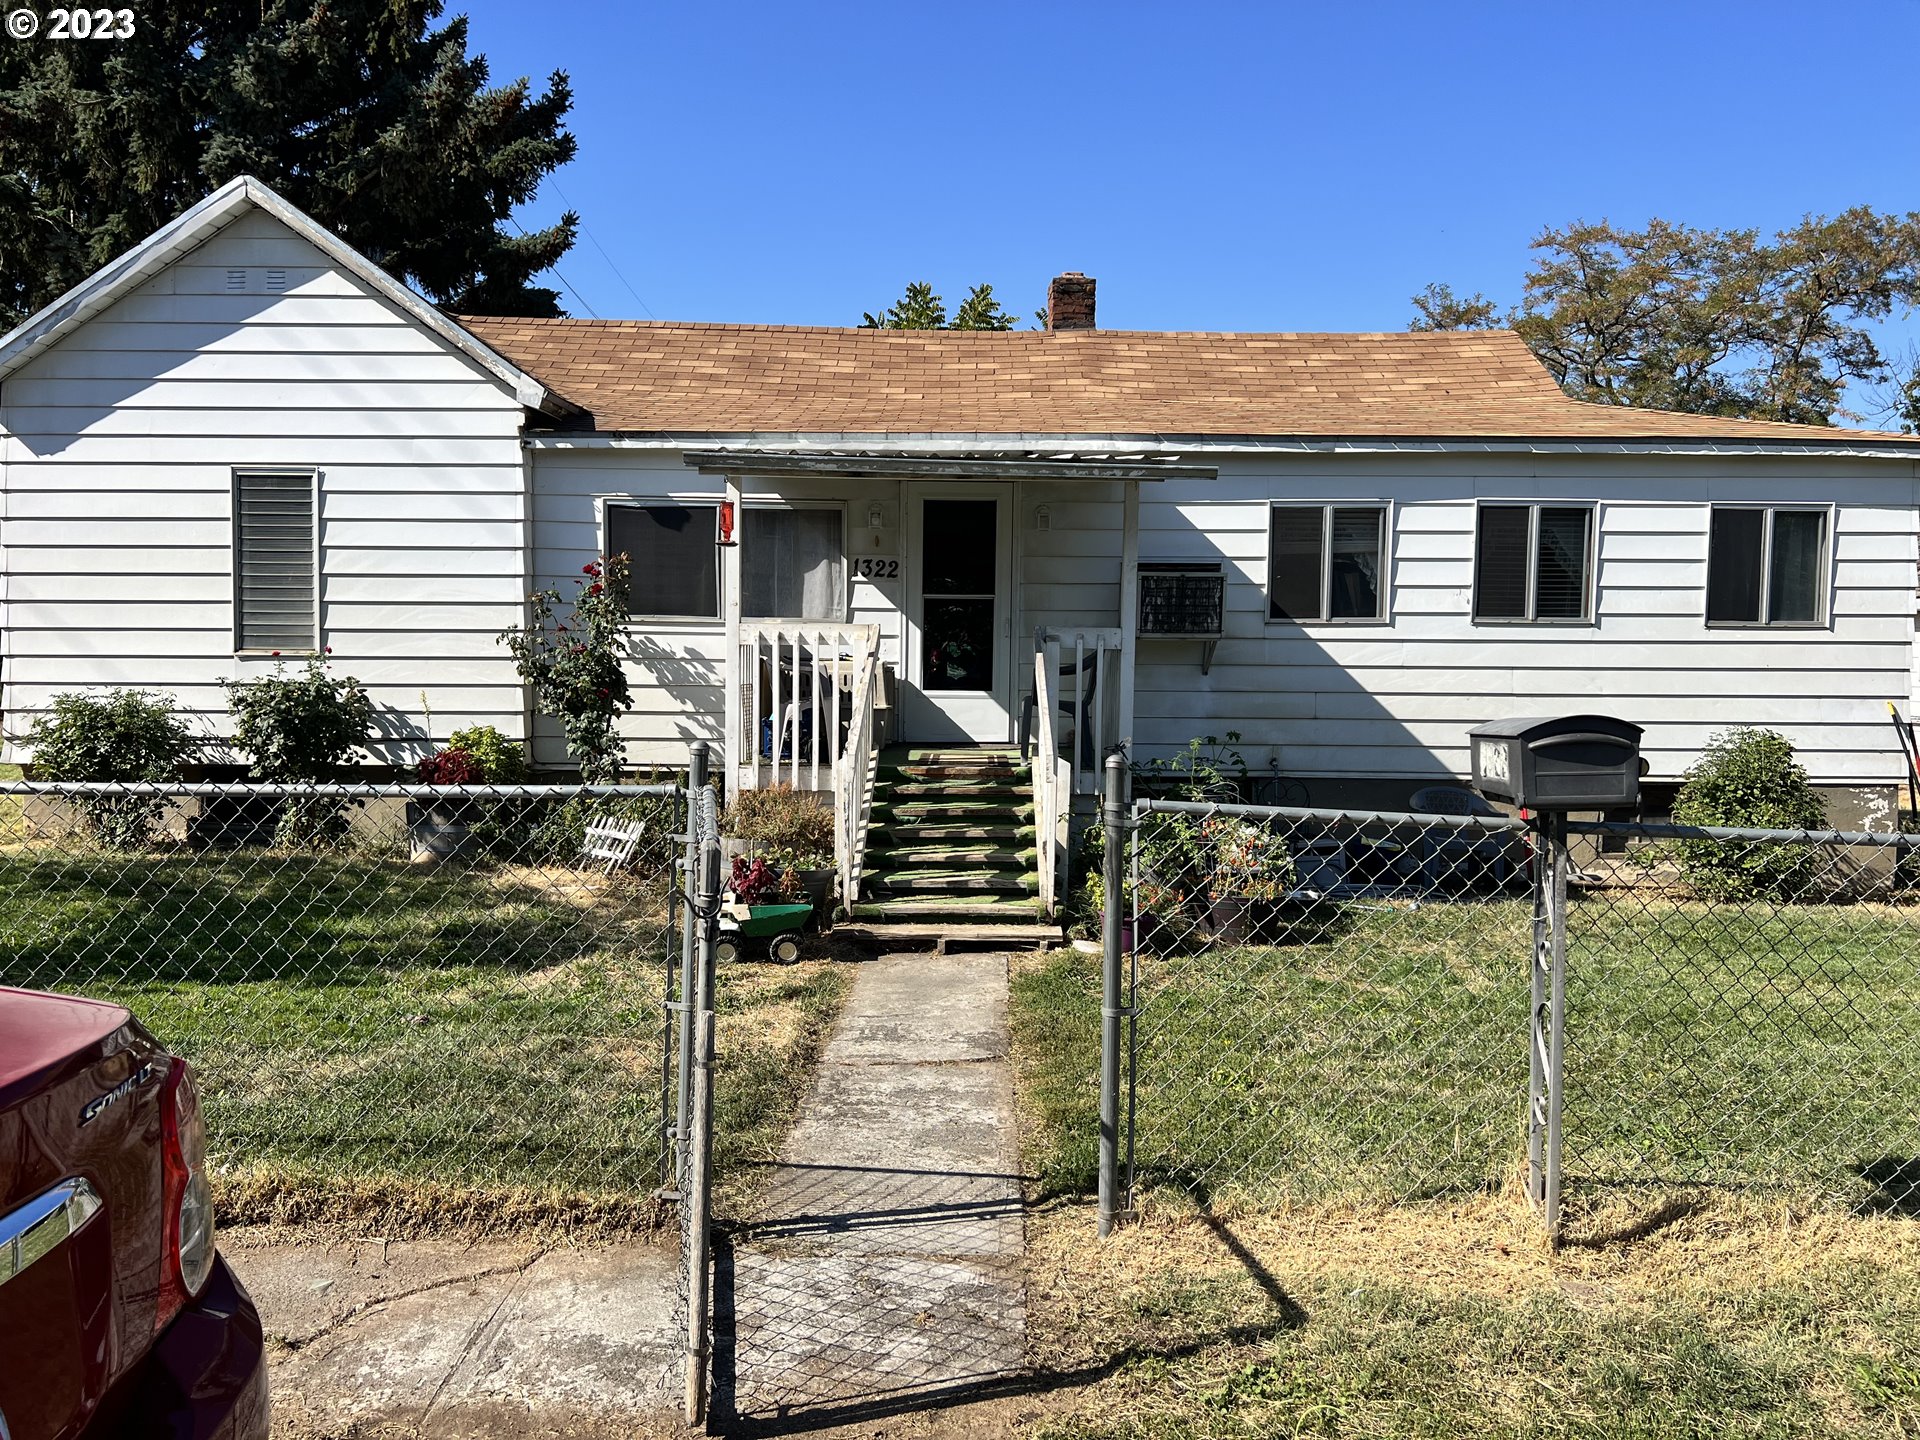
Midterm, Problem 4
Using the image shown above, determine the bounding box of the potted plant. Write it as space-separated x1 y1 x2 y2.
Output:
722 784 837 920
1204 816 1295 944
409 725 529 863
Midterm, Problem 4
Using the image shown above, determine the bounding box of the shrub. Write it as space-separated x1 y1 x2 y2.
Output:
499 556 634 784
416 749 484 785
446 724 527 782
723 784 836 869
23 688 201 847
223 656 376 845
1670 727 1827 900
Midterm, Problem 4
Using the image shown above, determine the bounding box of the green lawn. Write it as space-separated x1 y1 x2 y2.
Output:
1014 892 1920 1219
1013 889 1920 1440
0 847 845 1231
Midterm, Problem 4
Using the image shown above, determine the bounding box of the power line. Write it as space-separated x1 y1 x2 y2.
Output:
549 179 658 320
507 214 600 319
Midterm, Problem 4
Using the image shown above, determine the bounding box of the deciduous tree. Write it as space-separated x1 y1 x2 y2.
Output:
1413 211 1920 425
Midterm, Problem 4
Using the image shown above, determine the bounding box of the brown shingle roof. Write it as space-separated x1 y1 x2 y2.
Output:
457 319 1920 445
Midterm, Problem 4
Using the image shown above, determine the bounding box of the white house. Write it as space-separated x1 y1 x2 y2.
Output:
3 178 1916 926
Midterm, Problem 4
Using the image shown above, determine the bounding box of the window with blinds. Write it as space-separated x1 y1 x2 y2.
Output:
606 502 720 618
1473 504 1594 623
1707 506 1827 625
233 470 318 652
1267 503 1388 622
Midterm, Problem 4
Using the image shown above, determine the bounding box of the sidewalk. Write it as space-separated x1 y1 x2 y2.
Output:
715 951 1029 1428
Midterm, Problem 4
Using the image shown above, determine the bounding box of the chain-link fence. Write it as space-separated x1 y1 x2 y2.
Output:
1562 817 1920 1217
0 776 682 1222
1100 767 1920 1238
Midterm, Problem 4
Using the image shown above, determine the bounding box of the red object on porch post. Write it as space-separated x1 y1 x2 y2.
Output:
717 499 736 546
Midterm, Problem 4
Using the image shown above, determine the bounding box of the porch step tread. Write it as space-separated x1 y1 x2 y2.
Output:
875 799 1035 818
875 845 1037 867
871 823 1036 843
881 782 1030 800
887 756 1029 768
850 895 1045 919
868 870 1039 893
882 766 1031 784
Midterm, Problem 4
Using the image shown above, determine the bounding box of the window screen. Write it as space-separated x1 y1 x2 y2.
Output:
1706 508 1765 623
1473 506 1532 620
1707 506 1825 625
742 508 845 620
607 503 718 618
1474 504 1592 622
1268 508 1324 621
234 470 317 651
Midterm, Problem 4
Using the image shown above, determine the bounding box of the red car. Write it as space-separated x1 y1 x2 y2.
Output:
0 988 268 1439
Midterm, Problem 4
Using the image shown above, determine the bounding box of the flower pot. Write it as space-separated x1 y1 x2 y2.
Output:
407 799 481 864
1209 896 1250 945
795 867 834 919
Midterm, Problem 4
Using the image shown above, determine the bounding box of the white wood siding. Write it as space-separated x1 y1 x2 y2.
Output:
1132 454 1919 786
0 208 530 762
529 448 1915 786
530 449 904 769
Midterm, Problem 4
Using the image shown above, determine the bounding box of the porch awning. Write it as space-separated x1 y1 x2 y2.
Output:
682 449 1215 482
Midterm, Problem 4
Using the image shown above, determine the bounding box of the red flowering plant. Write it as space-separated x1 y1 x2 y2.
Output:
729 854 800 906
417 748 483 785
498 554 635 784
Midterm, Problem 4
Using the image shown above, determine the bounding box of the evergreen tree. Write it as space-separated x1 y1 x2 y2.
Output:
864 280 1025 330
0 0 578 325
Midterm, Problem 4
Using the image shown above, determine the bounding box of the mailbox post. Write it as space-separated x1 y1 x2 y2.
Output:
1469 715 1643 1245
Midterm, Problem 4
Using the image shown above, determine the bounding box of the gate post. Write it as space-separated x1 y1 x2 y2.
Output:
1526 810 1569 1243
673 741 708 1190
1097 753 1128 1237
684 790 721 1425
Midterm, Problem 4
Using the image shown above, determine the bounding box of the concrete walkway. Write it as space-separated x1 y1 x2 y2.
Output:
238 1232 682 1438
716 951 1028 1427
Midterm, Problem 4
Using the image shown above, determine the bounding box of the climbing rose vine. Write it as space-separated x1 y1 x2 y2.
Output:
498 554 635 784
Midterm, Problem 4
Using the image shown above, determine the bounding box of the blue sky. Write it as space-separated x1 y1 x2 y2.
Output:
462 0 1920 385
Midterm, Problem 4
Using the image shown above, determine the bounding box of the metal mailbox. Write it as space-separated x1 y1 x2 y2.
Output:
1469 714 1644 810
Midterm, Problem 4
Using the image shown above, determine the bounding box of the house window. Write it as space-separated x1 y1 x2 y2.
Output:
234 469 318 652
1268 504 1387 622
1706 507 1827 626
1473 504 1594 623
607 502 719 618
742 507 846 621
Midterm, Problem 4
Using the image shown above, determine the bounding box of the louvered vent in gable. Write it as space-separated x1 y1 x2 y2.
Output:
225 268 248 292
234 470 318 653
265 268 288 292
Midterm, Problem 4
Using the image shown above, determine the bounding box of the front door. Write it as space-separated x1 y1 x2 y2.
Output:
902 483 1014 743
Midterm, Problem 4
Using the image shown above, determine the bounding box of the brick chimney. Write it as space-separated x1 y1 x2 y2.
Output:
1047 272 1097 331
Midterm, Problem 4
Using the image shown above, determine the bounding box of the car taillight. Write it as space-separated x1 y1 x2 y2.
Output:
154 1058 215 1335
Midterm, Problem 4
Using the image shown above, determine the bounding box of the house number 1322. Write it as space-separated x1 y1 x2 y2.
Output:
855 558 900 580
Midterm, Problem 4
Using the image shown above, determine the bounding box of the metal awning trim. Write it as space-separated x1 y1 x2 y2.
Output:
681 449 1212 481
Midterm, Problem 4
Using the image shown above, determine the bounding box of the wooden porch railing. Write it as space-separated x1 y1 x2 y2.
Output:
736 622 881 793
833 631 883 912
1026 625 1124 919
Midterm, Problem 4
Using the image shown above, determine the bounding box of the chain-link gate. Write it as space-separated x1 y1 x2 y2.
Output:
0 775 684 1210
1098 757 1920 1241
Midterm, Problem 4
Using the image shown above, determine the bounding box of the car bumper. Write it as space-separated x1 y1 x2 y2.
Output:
115 1255 269 1439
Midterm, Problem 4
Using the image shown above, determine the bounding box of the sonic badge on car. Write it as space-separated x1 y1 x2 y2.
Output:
79 1062 155 1126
